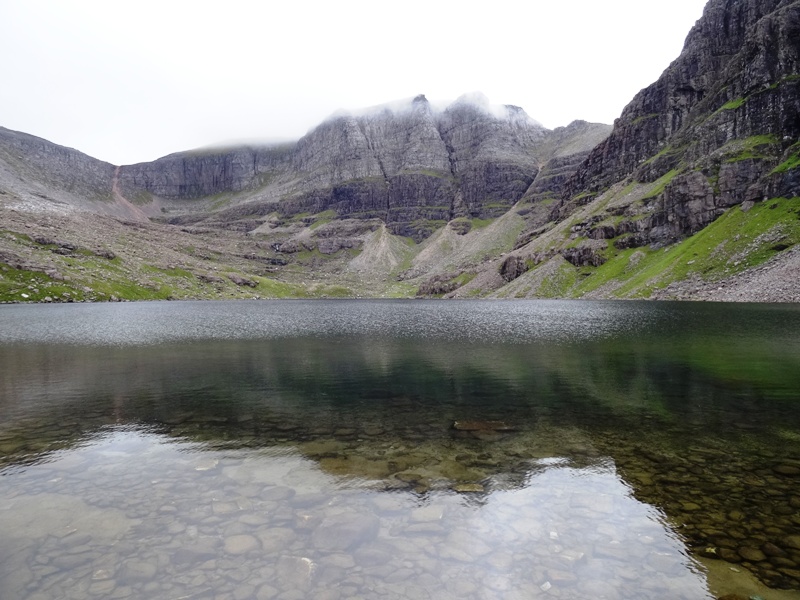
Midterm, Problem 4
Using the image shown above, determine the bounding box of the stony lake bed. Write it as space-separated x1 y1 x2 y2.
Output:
1 299 800 600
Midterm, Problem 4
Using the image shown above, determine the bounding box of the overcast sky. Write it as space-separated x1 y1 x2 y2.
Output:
0 0 708 166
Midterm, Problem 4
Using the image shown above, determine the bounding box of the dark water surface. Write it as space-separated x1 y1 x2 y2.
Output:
1 300 800 600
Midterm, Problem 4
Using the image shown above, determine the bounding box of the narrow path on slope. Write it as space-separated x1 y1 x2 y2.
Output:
112 166 150 221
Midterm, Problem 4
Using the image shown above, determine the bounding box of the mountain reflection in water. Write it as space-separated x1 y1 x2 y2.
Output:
1 299 799 600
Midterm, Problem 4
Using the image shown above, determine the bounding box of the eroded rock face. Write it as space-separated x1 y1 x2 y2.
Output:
555 0 800 245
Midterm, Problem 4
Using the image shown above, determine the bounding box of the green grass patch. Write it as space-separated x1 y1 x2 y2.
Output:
0 265 80 302
251 276 309 298
164 266 194 278
142 264 195 279
89 278 175 301
311 285 353 298
764 75 800 91
296 247 326 261
309 209 337 230
642 144 687 167
470 217 495 230
719 97 746 111
571 191 595 202
631 113 660 125
380 280 418 298
617 181 638 197
641 169 681 200
772 143 800 174
452 272 476 286
0 230 33 244
538 261 580 297
721 134 780 163
571 247 641 296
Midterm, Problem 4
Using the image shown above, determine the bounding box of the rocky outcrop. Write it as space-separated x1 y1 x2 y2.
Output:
555 0 800 247
500 256 529 282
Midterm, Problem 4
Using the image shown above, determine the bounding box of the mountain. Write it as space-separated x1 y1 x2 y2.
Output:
0 126 146 220
115 93 605 241
487 0 800 301
0 0 798 303
0 94 608 302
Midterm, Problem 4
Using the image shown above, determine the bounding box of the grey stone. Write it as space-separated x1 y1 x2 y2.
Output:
118 559 157 582
276 556 316 591
256 527 296 555
224 534 260 555
311 511 380 552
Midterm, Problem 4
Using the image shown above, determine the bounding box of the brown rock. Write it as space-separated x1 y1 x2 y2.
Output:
717 548 742 563
773 464 800 476
452 420 516 432
762 542 787 557
737 546 766 562
228 274 257 287
783 535 800 550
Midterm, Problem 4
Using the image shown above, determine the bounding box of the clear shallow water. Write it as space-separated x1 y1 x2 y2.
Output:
1 300 800 600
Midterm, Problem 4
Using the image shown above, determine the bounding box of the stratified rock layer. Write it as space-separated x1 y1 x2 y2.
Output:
116 94 609 240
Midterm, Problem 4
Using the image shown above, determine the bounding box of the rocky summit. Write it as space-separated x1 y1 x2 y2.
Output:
1 0 799 303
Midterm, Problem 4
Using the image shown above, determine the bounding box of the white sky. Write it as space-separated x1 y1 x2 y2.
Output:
0 0 708 166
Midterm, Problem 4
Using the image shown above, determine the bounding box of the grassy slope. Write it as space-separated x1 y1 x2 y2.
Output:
504 197 800 299
0 221 310 303
2 185 797 303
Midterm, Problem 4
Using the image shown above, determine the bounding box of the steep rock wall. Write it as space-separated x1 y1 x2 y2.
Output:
556 0 800 247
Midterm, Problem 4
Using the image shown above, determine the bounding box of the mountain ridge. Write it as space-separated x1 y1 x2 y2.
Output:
114 94 606 241
0 0 798 303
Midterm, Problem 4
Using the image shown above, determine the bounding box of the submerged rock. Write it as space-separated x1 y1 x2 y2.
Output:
451 421 516 432
311 511 379 552
224 534 260 555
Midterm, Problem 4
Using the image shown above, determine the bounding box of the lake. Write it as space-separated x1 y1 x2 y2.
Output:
1 299 799 600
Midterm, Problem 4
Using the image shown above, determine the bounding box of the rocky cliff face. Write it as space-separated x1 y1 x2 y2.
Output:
555 0 800 246
117 94 606 240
